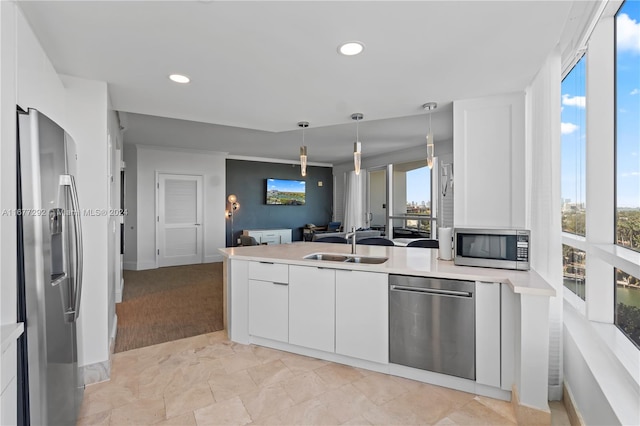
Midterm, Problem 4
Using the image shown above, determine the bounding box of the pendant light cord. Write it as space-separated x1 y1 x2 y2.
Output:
356 116 359 142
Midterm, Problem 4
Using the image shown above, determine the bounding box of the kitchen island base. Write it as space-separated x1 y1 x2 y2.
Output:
221 242 556 424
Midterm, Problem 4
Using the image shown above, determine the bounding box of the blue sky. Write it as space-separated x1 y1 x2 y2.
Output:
615 1 640 208
406 166 431 204
267 178 305 193
561 1 640 208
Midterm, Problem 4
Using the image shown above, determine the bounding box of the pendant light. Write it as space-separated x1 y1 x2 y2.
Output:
298 121 309 177
423 102 437 169
351 113 363 175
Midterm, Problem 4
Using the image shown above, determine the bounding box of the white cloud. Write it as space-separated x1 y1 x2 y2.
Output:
621 171 640 177
561 122 578 135
617 13 640 53
631 88 640 95
561 94 585 108
620 108 628 113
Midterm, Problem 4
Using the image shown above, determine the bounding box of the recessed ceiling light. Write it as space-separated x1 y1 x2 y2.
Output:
169 74 190 84
338 41 365 56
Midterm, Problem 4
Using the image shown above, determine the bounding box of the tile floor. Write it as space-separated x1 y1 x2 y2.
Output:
77 331 571 425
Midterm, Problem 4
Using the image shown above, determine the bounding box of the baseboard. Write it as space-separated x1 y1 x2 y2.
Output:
205 254 224 263
563 383 585 426
123 261 137 270
115 277 123 303
123 260 157 270
82 359 110 386
511 385 551 425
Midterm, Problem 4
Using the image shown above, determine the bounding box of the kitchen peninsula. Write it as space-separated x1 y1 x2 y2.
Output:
219 242 556 423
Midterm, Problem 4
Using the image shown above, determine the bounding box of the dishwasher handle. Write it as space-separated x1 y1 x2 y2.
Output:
390 285 473 298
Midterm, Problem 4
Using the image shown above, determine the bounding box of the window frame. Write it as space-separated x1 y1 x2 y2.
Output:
561 54 587 238
612 0 640 346
561 53 589 310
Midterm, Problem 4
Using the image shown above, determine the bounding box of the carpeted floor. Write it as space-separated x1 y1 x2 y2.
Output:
114 262 224 353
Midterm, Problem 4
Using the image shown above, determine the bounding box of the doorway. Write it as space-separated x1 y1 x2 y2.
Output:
156 173 204 267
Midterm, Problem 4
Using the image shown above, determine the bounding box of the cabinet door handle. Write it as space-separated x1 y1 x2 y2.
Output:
259 261 274 264
272 282 288 286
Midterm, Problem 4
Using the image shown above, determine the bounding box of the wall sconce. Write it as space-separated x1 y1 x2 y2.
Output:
226 194 240 246
298 121 309 177
351 113 363 175
422 102 437 169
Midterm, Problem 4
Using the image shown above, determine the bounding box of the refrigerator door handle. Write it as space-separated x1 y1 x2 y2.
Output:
60 174 83 322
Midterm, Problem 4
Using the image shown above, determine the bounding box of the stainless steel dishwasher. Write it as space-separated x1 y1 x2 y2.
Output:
389 275 475 380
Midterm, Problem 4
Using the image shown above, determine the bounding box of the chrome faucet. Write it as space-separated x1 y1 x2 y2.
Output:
345 226 357 254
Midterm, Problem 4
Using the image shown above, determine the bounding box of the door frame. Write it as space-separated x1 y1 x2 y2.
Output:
366 166 388 231
155 171 204 268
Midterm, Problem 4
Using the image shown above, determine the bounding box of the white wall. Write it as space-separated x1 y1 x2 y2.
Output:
130 145 226 270
1 6 113 422
107 105 123 341
525 49 564 401
60 75 110 369
0 1 18 330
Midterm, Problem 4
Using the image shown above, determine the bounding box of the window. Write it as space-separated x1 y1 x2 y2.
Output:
614 0 640 350
386 161 433 239
615 268 640 347
615 1 640 252
563 244 586 300
561 55 587 236
405 166 431 234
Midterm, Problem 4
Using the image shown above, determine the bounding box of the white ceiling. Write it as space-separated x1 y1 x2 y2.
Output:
18 1 581 164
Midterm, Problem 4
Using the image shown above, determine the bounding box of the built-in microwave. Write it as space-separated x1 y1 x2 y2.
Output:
454 228 530 270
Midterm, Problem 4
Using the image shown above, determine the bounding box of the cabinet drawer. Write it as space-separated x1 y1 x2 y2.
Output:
261 235 281 245
249 261 288 283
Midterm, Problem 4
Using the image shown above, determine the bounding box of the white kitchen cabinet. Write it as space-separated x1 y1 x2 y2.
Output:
243 229 292 245
453 93 526 229
475 281 501 387
1 334 19 426
335 270 388 364
289 265 335 352
1 376 17 426
248 261 289 342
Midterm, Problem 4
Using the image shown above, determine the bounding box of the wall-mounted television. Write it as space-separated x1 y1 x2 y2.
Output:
266 178 306 205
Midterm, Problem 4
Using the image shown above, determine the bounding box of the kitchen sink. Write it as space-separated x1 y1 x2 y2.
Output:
345 256 388 264
304 253 349 262
303 253 388 264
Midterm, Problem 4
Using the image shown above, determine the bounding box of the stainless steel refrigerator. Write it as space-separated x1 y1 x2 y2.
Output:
17 108 84 425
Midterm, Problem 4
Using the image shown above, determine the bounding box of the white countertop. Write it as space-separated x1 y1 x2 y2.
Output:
219 242 556 297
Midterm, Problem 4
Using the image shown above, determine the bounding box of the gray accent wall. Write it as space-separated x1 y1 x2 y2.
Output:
226 159 333 246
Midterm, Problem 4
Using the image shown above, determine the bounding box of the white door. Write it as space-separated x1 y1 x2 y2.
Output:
157 173 203 267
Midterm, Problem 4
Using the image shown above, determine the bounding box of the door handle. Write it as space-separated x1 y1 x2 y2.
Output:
390 285 472 298
195 223 201 226
60 174 83 322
